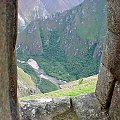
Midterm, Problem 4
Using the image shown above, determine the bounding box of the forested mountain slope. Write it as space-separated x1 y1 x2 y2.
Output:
17 0 106 92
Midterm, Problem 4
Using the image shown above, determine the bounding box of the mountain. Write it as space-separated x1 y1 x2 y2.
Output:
17 0 106 90
18 0 48 31
18 0 84 31
40 0 84 13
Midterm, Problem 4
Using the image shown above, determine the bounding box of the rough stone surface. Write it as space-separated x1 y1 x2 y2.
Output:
20 97 73 120
109 81 120 120
96 0 120 109
72 93 110 120
107 0 120 35
0 1 19 120
95 0 120 120
53 108 78 120
20 94 111 120
96 30 119 109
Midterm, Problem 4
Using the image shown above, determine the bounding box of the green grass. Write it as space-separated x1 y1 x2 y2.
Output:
17 67 36 87
20 75 98 100
18 66 40 97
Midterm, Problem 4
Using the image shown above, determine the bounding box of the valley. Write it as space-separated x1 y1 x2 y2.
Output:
17 0 106 93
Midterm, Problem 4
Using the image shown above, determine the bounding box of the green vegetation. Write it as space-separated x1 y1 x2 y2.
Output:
17 1 106 93
17 30 99 84
33 56 76 82
17 67 40 97
76 0 106 40
20 75 98 100
17 67 36 87
39 79 58 93
17 62 58 93
65 43 99 79
17 33 98 93
17 62 39 85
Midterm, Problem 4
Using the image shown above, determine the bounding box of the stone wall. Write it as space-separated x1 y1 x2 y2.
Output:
0 1 19 120
20 97 78 120
20 94 110 120
96 0 120 119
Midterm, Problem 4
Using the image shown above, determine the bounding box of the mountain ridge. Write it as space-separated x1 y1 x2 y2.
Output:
18 0 84 31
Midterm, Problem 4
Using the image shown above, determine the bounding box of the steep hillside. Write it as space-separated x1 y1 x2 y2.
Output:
17 67 40 97
17 0 106 85
17 59 60 93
